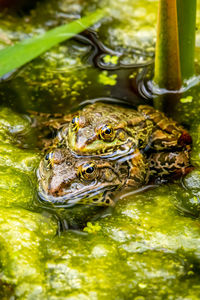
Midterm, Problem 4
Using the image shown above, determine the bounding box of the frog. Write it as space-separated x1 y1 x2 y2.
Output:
37 147 148 208
36 101 192 229
58 102 192 158
37 145 192 209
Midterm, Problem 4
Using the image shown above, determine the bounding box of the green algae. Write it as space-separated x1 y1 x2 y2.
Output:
0 0 200 299
98 71 118 86
0 208 56 299
1 90 200 300
0 107 31 144
0 167 35 209
43 186 200 299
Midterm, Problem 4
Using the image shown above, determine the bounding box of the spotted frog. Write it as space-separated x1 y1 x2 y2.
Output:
62 103 192 158
38 147 147 207
38 146 191 208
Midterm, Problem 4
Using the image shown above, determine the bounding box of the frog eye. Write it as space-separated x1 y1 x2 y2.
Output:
99 125 115 141
71 116 79 132
78 162 96 181
44 152 54 167
45 152 53 161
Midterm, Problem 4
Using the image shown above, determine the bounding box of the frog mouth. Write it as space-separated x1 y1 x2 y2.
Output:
70 140 136 160
38 183 117 208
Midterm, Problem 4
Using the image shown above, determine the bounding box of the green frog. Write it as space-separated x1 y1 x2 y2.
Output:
38 147 147 207
38 146 191 208
60 103 192 158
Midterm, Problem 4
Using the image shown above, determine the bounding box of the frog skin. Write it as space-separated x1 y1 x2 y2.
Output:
148 151 192 179
37 147 148 208
37 146 191 208
137 105 192 151
61 103 192 158
29 110 73 150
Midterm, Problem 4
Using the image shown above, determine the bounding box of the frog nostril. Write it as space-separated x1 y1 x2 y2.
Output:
49 182 65 197
50 187 63 197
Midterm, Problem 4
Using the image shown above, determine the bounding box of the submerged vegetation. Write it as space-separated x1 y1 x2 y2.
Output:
0 9 105 78
0 0 200 299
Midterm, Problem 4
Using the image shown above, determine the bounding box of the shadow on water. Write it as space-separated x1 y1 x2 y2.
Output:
0 0 42 14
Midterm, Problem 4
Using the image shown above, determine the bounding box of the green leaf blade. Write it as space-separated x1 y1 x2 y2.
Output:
0 9 105 78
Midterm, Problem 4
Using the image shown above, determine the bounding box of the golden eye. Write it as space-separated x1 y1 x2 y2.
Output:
71 116 79 132
44 152 54 168
78 162 96 181
99 125 115 141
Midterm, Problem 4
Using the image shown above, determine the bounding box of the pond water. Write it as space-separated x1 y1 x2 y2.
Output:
1 0 200 299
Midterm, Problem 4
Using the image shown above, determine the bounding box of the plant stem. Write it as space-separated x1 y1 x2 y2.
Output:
177 0 196 81
154 0 181 91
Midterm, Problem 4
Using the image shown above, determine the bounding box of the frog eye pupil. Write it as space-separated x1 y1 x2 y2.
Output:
79 163 96 180
105 128 111 135
45 153 50 160
45 152 54 161
86 166 94 174
98 125 115 141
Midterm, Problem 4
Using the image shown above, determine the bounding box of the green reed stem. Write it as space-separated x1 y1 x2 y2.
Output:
154 0 181 90
177 0 196 81
154 0 197 91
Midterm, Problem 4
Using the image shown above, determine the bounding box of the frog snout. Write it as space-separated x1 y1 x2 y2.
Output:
48 178 67 197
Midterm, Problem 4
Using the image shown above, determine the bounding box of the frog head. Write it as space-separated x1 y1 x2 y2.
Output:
37 148 126 207
66 102 153 158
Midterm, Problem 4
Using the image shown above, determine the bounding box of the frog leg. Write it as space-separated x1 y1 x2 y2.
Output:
29 110 74 150
125 149 149 187
148 151 193 180
138 105 192 150
29 110 73 130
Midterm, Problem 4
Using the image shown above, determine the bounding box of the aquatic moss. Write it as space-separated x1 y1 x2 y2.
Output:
0 208 56 299
43 186 200 299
